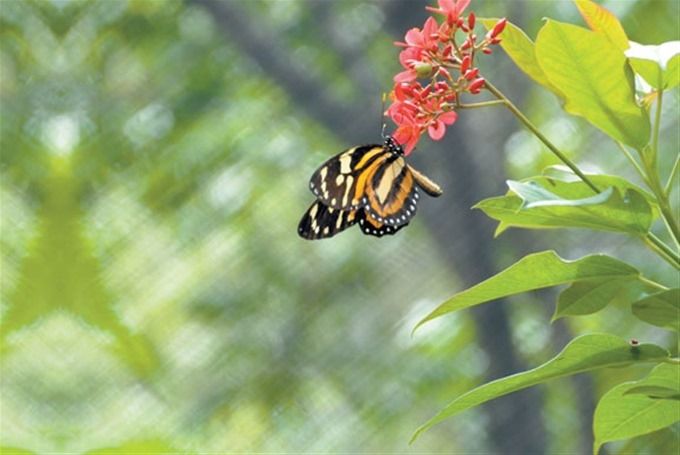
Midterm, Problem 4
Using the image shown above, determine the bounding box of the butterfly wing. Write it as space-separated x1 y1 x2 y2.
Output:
297 200 359 240
363 155 420 228
357 210 409 237
309 144 390 210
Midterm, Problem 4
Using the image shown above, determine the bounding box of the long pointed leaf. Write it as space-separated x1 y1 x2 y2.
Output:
414 251 638 331
411 334 669 443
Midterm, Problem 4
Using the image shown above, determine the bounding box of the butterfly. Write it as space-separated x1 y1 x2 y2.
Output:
298 136 442 239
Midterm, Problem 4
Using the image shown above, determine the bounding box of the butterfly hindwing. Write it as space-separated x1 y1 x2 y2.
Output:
358 210 409 237
297 201 359 240
363 155 420 228
309 144 389 210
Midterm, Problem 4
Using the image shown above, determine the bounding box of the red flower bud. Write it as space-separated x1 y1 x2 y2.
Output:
490 18 507 38
461 38 472 51
464 67 479 80
467 12 476 30
482 47 493 55
443 44 453 57
468 77 486 94
460 55 471 74
490 37 502 45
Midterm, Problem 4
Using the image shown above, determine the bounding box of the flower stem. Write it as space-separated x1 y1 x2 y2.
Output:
453 100 506 109
484 80 600 193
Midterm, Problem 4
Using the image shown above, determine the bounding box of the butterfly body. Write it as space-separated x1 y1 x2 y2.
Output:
298 137 441 240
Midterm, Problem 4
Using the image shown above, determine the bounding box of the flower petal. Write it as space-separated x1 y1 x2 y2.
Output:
439 111 458 125
394 70 417 83
428 120 446 141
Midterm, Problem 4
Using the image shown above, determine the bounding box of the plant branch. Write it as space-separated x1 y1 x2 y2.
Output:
644 234 680 269
484 80 600 193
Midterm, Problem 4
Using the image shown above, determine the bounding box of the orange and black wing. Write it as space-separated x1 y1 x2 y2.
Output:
362 155 420 228
297 201 359 240
309 144 391 210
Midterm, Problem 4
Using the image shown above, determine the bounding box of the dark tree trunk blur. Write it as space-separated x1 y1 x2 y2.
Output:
193 1 599 453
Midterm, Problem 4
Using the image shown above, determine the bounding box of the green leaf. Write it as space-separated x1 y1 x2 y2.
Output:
535 20 650 149
480 18 560 95
625 386 680 400
507 180 614 208
476 179 652 236
414 251 638 331
553 278 647 321
574 0 629 50
626 41 680 90
411 334 669 443
541 165 657 204
632 289 680 331
594 363 680 454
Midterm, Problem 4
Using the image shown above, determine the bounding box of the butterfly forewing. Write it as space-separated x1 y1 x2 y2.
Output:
297 200 359 240
309 144 388 210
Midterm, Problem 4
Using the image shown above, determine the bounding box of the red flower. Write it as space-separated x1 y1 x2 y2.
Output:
428 111 458 141
426 0 471 25
392 113 422 155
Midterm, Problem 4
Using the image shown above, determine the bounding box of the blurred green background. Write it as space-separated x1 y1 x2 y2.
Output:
0 0 678 453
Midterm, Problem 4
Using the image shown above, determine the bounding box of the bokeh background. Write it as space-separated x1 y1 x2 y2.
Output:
1 0 678 453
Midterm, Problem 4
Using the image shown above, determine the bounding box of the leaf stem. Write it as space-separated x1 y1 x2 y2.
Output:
650 88 663 170
642 89 680 248
484 80 600 193
661 357 680 365
644 234 680 269
664 153 679 196
637 275 669 291
615 141 649 187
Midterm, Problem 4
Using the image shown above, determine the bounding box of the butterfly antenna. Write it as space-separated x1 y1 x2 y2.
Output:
381 92 388 140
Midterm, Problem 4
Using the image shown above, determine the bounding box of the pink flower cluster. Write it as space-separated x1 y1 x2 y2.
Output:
386 0 507 154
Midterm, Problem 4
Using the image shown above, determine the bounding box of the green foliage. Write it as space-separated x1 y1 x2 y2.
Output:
415 1 679 451
626 41 680 90
479 18 559 95
477 179 652 235
632 289 680 331
593 363 680 453
573 0 629 50
412 334 670 442
535 20 650 150
415 251 640 331
553 278 648 320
